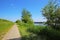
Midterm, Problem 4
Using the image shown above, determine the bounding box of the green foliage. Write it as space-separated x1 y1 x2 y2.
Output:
16 9 47 40
41 0 60 40
15 20 23 26
16 1 60 40
16 9 35 40
21 9 34 25
42 0 60 29
17 20 46 40
28 25 46 34
54 7 60 29
28 26 60 40
39 27 60 40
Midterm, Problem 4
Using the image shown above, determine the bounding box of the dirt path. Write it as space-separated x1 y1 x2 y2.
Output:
2 24 21 40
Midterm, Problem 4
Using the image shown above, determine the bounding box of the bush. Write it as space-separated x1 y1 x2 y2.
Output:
28 25 46 35
40 27 60 40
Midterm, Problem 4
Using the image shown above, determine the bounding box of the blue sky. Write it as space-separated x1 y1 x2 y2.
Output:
0 0 49 22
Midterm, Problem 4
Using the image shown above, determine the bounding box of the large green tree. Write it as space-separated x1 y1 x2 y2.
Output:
42 0 60 29
21 9 34 25
54 7 60 29
40 0 60 40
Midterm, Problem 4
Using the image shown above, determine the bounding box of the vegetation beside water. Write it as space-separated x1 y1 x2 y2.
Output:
16 20 46 40
16 9 46 40
17 20 60 40
0 19 14 40
16 0 60 40
0 0 60 40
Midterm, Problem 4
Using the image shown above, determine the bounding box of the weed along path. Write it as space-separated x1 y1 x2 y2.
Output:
2 24 21 40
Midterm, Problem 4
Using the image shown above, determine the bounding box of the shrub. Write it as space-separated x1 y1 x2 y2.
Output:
40 27 60 40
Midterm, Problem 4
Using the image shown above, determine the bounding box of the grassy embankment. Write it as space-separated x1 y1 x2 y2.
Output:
17 22 45 40
17 22 60 40
0 19 14 40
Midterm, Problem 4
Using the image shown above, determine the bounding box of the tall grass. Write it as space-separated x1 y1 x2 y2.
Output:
16 21 46 40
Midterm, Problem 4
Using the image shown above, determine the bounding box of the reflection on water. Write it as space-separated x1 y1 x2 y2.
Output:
34 22 46 26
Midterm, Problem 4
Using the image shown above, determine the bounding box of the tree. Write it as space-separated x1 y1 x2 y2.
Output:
21 9 34 25
54 7 60 29
42 0 60 29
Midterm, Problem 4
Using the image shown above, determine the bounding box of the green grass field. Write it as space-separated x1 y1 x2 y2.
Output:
0 19 14 40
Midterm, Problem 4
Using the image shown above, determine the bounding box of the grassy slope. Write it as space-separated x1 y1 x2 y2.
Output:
0 19 14 40
18 24 30 37
17 22 46 40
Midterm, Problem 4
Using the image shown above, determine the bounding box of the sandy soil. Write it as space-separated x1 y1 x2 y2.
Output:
2 24 21 40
